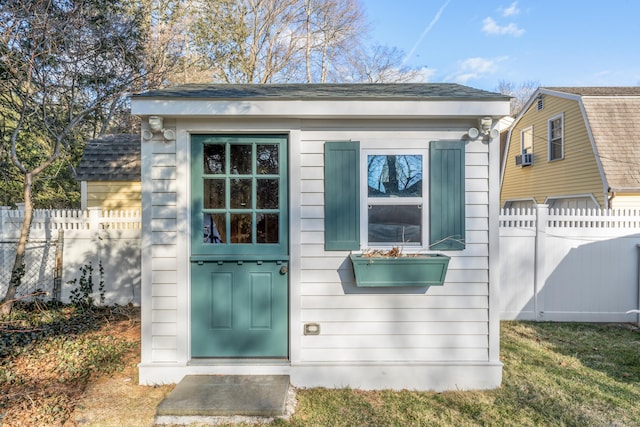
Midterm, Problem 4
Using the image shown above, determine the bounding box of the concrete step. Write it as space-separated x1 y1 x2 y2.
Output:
156 375 290 423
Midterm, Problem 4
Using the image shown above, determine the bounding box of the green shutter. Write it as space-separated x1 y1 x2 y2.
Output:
324 141 360 251
429 140 465 250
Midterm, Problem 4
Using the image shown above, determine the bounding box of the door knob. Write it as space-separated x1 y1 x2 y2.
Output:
280 266 288 275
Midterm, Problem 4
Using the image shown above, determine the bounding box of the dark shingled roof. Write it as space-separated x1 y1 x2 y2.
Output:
76 134 140 181
133 83 509 100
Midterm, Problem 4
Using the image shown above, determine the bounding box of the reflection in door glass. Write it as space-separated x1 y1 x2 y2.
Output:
257 144 278 174
197 137 285 248
203 179 225 209
204 144 225 174
257 214 279 243
203 213 225 243
230 179 252 209
231 214 252 243
256 179 278 209
230 144 252 174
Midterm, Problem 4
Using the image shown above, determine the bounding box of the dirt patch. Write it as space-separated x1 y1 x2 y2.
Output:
70 315 174 427
71 353 173 426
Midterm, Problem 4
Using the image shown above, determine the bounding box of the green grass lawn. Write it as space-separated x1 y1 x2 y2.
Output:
2 304 639 426
284 322 640 427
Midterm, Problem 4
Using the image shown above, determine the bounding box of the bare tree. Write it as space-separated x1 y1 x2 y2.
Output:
347 44 425 83
142 0 212 86
0 0 150 313
496 79 540 116
191 0 305 83
189 0 416 84
304 0 366 83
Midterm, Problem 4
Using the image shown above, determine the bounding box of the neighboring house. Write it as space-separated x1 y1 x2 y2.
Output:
501 87 640 210
131 83 511 391
76 134 141 211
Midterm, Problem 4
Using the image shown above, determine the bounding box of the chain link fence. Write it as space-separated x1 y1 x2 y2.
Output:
0 240 59 302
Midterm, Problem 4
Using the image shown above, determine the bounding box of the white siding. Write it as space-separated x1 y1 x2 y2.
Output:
141 129 180 365
297 124 491 364
137 113 503 390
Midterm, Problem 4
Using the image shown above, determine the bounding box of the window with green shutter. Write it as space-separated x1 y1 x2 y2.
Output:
324 140 465 251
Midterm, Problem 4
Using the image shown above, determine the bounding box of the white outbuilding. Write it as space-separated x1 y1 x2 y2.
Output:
131 83 510 391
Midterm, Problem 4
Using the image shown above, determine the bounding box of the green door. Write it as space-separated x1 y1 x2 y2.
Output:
190 135 288 358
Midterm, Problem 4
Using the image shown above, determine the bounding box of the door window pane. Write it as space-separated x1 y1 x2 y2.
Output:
231 214 252 243
368 205 422 245
257 214 279 243
230 179 252 209
204 144 225 174
203 213 226 243
230 144 252 174
257 144 279 174
367 155 422 197
195 136 286 251
203 179 225 209
257 179 279 209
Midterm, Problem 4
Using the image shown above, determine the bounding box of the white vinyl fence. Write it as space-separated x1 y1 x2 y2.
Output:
500 205 640 323
0 206 141 306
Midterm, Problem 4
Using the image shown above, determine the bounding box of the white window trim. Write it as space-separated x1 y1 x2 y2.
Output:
548 113 564 161
521 126 533 155
360 148 429 251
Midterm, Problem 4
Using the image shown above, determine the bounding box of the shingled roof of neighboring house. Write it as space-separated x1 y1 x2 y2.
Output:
544 87 640 192
133 83 510 100
76 134 140 181
544 87 640 97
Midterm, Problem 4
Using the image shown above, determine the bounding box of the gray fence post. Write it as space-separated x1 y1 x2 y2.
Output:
53 229 64 302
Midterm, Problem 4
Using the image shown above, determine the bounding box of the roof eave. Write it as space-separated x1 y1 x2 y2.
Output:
130 98 511 119
609 187 640 193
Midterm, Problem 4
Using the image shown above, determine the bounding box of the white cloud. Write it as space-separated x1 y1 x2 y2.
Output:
453 73 477 84
482 17 525 36
501 2 520 17
411 67 438 83
449 56 508 84
461 57 501 73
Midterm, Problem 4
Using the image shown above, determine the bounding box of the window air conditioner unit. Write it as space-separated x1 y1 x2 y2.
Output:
515 153 532 167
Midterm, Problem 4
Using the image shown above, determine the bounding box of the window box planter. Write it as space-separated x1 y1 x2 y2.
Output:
349 253 450 287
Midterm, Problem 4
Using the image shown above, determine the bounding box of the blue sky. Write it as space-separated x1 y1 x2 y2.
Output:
364 0 640 91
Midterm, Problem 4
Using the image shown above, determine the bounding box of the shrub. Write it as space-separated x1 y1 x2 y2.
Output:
68 261 105 308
